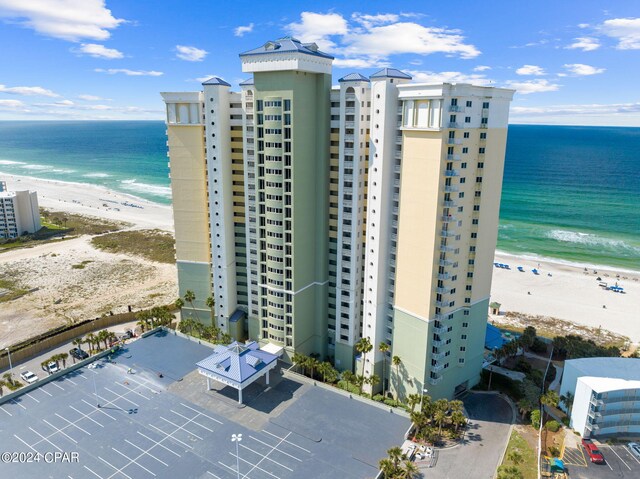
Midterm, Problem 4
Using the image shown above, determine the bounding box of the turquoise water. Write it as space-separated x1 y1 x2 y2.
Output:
0 121 638 271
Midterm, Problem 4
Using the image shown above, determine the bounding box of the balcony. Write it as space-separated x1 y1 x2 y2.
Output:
440 229 456 238
449 105 464 112
448 122 460 129
343 186 353 194
345 107 355 114
441 215 456 223
444 185 459 193
447 138 462 145
428 375 443 385
444 169 460 177
443 200 457 207
344 148 354 156
435 300 451 308
439 259 453 267
432 362 445 372
434 313 452 321
432 351 446 360
344 134 354 141
345 121 355 128
433 325 449 335
436 287 452 294
437 272 451 280
440 244 455 253
446 154 461 161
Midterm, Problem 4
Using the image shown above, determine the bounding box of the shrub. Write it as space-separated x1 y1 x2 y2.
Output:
530 338 548 353
548 446 561 457
561 416 570 427
384 399 399 407
372 394 384 402
513 359 532 374
546 420 561 432
530 409 541 428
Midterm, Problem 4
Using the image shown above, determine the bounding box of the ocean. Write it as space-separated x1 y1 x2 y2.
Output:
0 121 638 271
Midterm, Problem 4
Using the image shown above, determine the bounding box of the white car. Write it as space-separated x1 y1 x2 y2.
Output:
628 442 640 459
20 370 38 384
47 362 59 373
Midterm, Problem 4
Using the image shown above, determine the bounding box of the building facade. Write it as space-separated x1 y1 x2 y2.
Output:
560 358 640 439
0 189 40 239
162 37 514 399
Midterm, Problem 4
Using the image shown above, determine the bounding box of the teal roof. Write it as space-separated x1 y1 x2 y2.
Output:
239 78 254 86
370 68 412 80
202 77 231 87
240 37 334 60
338 73 370 83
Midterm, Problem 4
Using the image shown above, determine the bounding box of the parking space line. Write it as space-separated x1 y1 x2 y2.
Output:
14 434 40 454
263 430 311 453
169 410 214 432
136 432 182 457
248 436 302 462
103 387 140 407
10 399 26 410
67 407 103 428
124 439 169 466
98 456 133 479
206 472 222 479
148 424 193 450
120 375 159 394
56 412 93 435
229 452 280 479
114 381 150 400
65 377 78 386
39 387 53 397
0 405 12 416
29 427 64 452
240 443 293 472
179 403 223 424
80 400 117 420
218 462 240 476
112 447 157 476
83 466 104 479
625 448 640 465
50 382 65 391
239 431 291 478
606 445 631 470
159 416 203 440
43 419 78 444
25 392 40 403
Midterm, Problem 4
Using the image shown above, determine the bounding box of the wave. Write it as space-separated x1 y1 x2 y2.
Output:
0 159 25 165
545 229 640 253
495 249 640 275
119 179 172 198
83 172 111 178
51 168 76 174
19 164 52 171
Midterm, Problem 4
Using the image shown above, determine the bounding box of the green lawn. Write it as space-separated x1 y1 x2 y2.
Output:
0 279 29 303
500 428 538 479
91 229 175 264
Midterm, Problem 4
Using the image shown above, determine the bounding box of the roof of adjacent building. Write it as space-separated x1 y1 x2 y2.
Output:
202 77 231 87
338 73 370 83
240 37 334 60
489 302 502 308
196 341 278 384
239 78 254 86
566 357 640 382
580 376 640 393
485 323 508 350
370 68 412 80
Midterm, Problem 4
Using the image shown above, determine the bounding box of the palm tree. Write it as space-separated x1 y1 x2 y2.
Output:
378 458 396 478
406 393 422 413
449 399 464 414
41 360 50 373
367 373 380 393
97 330 110 350
434 408 447 441
379 342 390 396
560 391 575 415
355 337 373 394
387 446 405 470
541 390 559 410
292 352 307 374
401 459 419 479
342 370 355 392
184 290 200 322
306 357 319 380
72 337 84 351
392 355 402 400
206 296 216 326
451 410 467 434
175 297 184 310
85 333 97 353
59 352 69 369
178 317 196 335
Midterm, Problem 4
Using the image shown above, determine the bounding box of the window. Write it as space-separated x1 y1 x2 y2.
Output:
284 99 291 111
476 177 483 183
463 132 470 138
460 177 466 184
473 205 480 211
479 147 486 154
462 147 468 154
480 132 487 139
462 322 468 327
471 232 477 238
478 162 484 168
481 117 488 124
460 346 466 352
466 100 472 107
482 102 490 109
461 162 467 169
459 358 465 364
465 116 471 123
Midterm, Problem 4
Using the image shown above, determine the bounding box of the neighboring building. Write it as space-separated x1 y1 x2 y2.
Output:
560 358 640 439
0 180 6 192
0 189 40 239
161 36 514 399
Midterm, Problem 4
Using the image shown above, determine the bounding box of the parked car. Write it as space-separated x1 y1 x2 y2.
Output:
628 442 640 459
47 361 60 374
69 347 89 360
20 370 38 384
582 438 605 464
122 329 134 339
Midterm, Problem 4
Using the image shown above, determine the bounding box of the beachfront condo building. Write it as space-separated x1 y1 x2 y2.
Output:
0 188 40 239
161 37 514 399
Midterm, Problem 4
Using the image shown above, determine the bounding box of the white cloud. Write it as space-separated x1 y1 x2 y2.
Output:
234 23 254 37
504 79 560 94
510 102 640 125
473 65 491 72
407 70 493 86
189 75 224 83
333 57 388 68
578 23 590 29
598 17 640 50
56 99 74 106
351 13 399 29
94 68 163 76
0 0 125 41
0 84 59 97
77 94 108 101
76 43 123 59
563 63 605 76
287 12 348 51
175 45 208 62
0 99 26 109
515 64 546 76
566 36 600 51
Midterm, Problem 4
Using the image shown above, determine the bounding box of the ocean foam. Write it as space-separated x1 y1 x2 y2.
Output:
0 159 25 165
83 172 111 178
545 229 639 252
51 168 76 174
119 179 172 198
20 164 52 171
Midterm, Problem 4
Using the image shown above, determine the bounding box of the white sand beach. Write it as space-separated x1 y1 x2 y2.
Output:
491 252 640 343
1 173 174 232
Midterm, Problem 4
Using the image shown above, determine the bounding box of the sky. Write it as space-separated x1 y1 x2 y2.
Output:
0 0 639 125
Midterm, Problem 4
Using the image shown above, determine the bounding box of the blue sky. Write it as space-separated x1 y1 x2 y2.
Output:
0 0 639 125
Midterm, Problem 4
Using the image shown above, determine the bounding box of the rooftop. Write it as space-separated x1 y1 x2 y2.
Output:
370 68 412 80
240 36 334 60
580 375 640 393
339 72 370 83
196 340 278 384
201 76 231 87
566 357 640 382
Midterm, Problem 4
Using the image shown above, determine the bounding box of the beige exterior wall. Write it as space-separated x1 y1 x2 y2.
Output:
167 126 210 263
394 130 444 319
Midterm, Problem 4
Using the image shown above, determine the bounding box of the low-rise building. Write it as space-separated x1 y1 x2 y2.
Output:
560 357 640 439
0 189 41 239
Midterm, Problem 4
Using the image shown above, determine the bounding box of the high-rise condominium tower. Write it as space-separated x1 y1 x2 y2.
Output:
162 37 514 399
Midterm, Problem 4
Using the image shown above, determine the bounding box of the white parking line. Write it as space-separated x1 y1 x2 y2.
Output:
206 472 222 479
240 431 291 478
11 399 26 410
98 456 133 479
39 387 53 397
248 436 302 462
229 452 280 479
67 407 103 429
263 430 311 453
179 403 223 424
218 462 241 476
42 419 78 444
240 443 293 471
618 445 640 465
65 377 78 386
50 382 65 391
136 431 181 457
103 387 140 407
14 434 40 454
159 416 203 440
25 392 40 403
112 447 157 476
83 466 103 479
29 427 63 453
607 445 632 470
148 424 193 450
120 375 159 394
56 412 93 435
80 400 117 421
170 409 214 432
125 439 169 466
0 405 12 416
114 381 150 400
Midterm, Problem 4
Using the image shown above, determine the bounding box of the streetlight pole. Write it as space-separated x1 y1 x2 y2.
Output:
231 433 242 479
4 348 12 377
420 387 429 411
92 372 101 408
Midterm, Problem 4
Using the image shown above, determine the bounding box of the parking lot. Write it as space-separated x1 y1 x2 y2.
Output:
562 442 640 479
0 330 409 478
